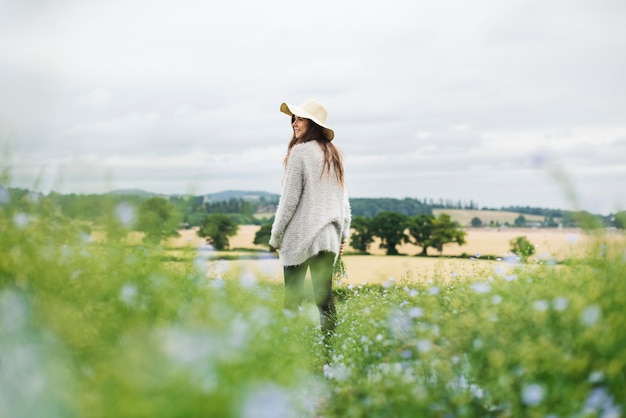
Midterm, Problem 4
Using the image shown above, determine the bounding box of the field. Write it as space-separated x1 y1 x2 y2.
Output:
167 225 624 285
3 202 626 417
432 208 548 226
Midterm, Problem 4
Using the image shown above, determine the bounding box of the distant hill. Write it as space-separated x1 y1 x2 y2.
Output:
203 190 280 203
105 189 279 202
107 189 162 197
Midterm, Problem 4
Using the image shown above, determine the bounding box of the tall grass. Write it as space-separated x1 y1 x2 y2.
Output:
1 188 624 417
1 191 325 417
325 243 626 417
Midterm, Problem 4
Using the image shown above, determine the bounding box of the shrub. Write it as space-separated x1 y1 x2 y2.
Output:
510 235 536 262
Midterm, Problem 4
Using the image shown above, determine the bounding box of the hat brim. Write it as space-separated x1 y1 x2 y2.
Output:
280 102 334 141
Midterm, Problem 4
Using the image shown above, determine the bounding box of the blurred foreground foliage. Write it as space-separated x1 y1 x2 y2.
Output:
326 241 626 417
1 184 625 417
0 190 322 418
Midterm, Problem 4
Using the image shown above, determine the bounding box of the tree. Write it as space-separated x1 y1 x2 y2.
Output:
407 214 435 256
543 214 559 228
428 213 467 255
514 215 527 227
407 213 466 256
572 210 604 230
614 211 626 229
253 223 275 251
349 216 374 253
471 216 482 227
136 197 181 245
197 213 239 250
509 235 535 262
370 211 409 255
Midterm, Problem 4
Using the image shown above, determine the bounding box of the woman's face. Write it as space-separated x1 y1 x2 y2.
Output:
292 116 309 139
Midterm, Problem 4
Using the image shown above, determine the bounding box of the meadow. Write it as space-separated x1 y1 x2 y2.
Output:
2 200 625 417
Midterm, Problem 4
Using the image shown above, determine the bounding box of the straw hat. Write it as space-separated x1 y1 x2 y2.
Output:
280 99 334 141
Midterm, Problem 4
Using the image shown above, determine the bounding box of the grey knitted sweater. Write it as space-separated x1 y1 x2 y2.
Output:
269 141 351 267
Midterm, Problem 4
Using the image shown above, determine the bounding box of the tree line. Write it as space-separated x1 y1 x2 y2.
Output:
4 187 624 253
348 212 467 256
253 211 468 256
13 187 618 228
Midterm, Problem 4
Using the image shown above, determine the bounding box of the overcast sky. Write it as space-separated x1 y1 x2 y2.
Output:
1 0 625 214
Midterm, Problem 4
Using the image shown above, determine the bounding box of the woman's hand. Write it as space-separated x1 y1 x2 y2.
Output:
339 242 345 256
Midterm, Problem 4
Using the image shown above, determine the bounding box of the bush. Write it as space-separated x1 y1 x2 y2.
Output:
510 235 536 262
197 213 239 250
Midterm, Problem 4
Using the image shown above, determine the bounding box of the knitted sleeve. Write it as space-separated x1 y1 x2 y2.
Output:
269 148 304 249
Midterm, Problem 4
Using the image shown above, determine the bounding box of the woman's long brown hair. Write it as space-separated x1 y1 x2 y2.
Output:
283 118 345 187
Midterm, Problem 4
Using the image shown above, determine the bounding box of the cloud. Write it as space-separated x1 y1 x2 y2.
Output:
1 0 625 214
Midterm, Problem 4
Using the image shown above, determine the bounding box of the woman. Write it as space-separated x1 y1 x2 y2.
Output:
269 98 351 341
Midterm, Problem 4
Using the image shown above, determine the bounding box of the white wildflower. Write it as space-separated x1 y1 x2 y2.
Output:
533 300 549 312
239 270 257 288
210 277 225 289
584 387 621 418
503 254 520 265
580 305 602 327
494 265 506 276
553 297 569 311
473 339 483 349
115 203 136 227
504 274 518 282
522 383 545 406
13 213 29 228
323 363 352 381
588 371 605 384
408 307 423 319
415 339 433 353
242 385 296 418
471 282 491 294
119 283 138 306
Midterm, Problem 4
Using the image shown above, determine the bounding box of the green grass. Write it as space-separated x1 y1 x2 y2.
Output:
1 194 625 417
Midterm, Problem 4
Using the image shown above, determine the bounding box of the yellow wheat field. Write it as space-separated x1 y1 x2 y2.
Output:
432 208 547 226
164 225 624 285
169 225 614 258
